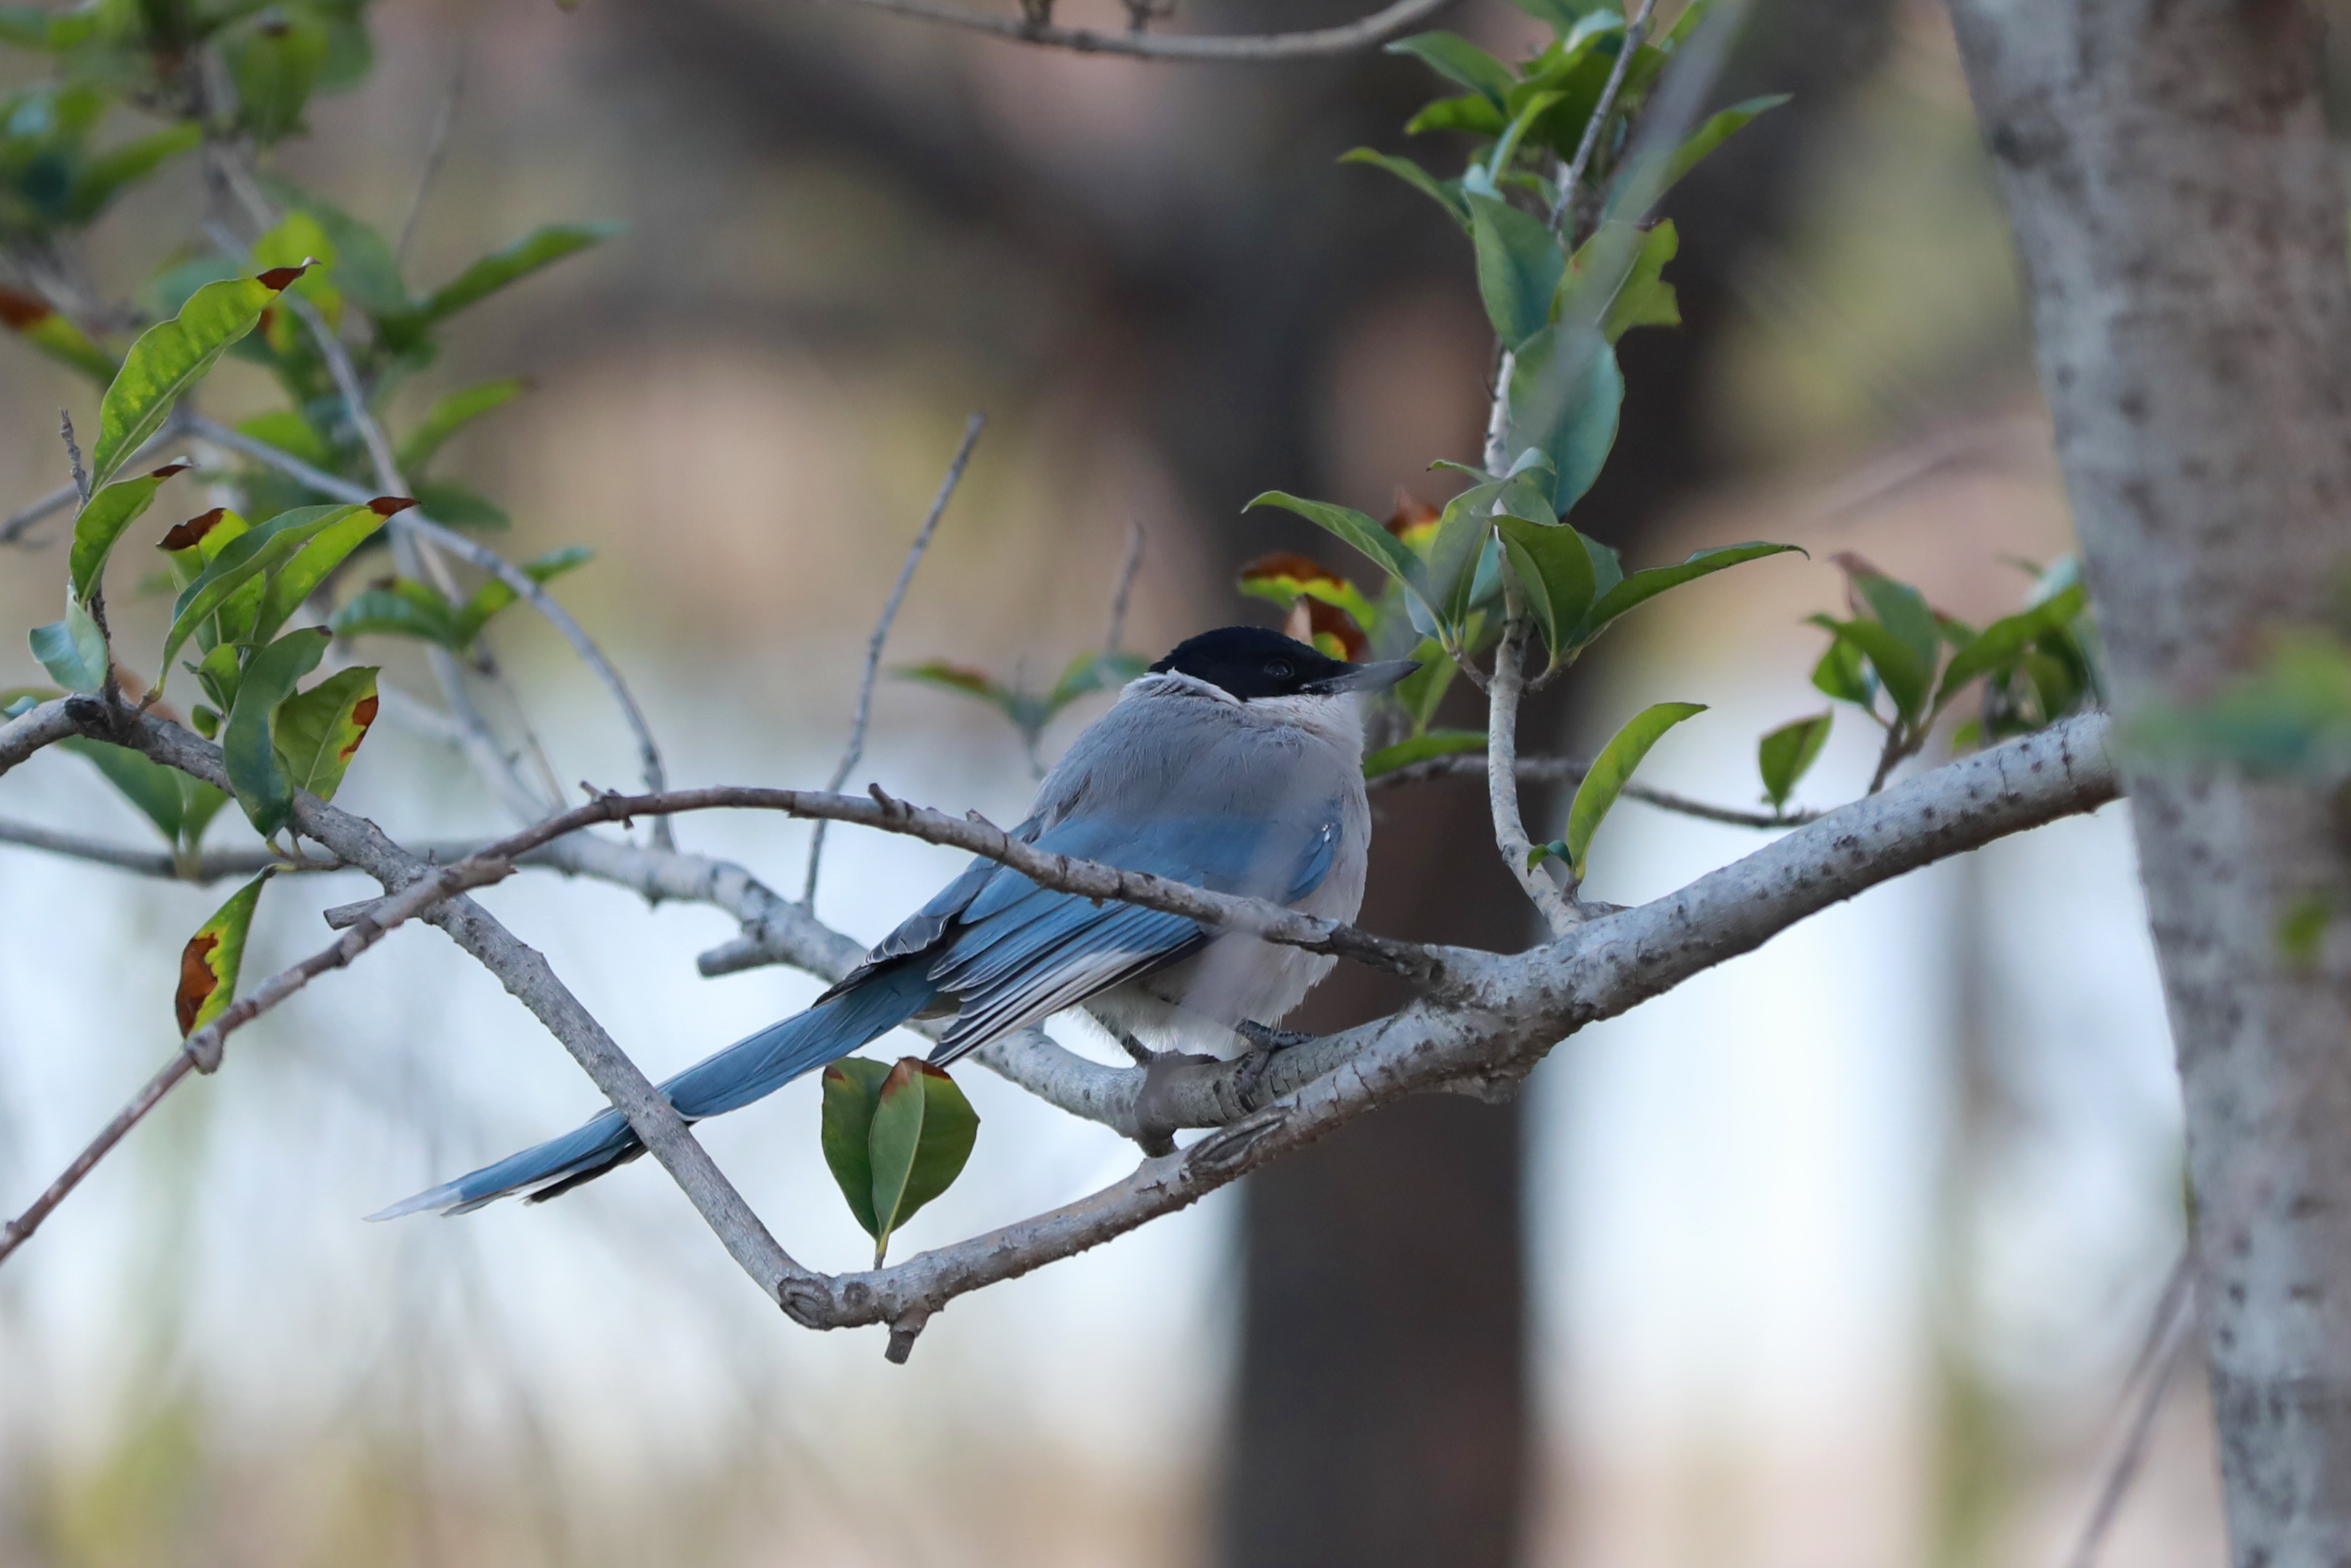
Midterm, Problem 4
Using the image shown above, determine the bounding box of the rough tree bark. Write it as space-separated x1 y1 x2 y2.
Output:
1948 3 2351 1557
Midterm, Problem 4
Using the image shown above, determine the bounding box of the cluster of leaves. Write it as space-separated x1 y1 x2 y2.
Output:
1783 552 2098 798
819 1057 980 1267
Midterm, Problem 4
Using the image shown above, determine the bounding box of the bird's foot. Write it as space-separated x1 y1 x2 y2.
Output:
1112 1027 1158 1067
1234 1019 1313 1053
1234 1019 1315 1101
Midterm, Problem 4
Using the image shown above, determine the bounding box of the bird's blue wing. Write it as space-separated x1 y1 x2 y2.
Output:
926 810 1339 1060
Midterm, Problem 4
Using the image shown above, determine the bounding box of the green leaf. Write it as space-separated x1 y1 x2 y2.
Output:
67 463 190 604
1564 218 1681 342
894 660 1022 726
250 498 408 646
237 409 332 468
1812 632 1873 707
1607 94 1791 219
1403 93 1508 139
1363 728 1485 779
1236 551 1381 631
67 122 201 223
1842 565 1941 673
449 544 594 644
1578 541 1802 643
1564 702 1707 881
274 189 409 318
398 378 526 475
1467 193 1565 350
1384 31 1515 106
62 735 189 842
30 599 107 692
818 1057 893 1239
1244 492 1427 601
1390 636 1456 734
222 11 329 143
0 284 118 380
1756 711 1832 811
410 222 623 327
1809 615 1930 724
176 871 271 1036
155 502 378 691
1503 322 1622 516
272 665 378 803
1338 148 1469 229
221 628 330 838
92 271 298 487
327 578 463 646
1496 514 1598 663
866 1058 980 1267
1932 583 2088 717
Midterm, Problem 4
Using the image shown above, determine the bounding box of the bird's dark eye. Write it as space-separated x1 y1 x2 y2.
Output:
1266 660 1295 680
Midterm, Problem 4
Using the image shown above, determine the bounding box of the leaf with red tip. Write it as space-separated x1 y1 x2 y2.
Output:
0 283 118 381
93 275 287 486
68 467 192 604
273 665 379 803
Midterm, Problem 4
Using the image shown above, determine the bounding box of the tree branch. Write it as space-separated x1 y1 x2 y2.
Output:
1485 618 1581 935
804 412 984 906
821 0 1459 62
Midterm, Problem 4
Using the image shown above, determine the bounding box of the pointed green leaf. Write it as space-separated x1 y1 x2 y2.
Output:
1564 702 1707 881
1339 148 1470 229
1809 615 1929 723
66 123 201 223
866 1058 980 1267
62 736 190 842
1606 94 1791 219
1245 492 1428 599
410 222 623 327
223 9 329 141
1384 30 1515 105
1468 193 1565 350
893 660 1022 727
1503 322 1622 516
1841 565 1940 672
68 464 192 604
1756 711 1832 811
1931 583 2088 717
819 1058 893 1239
1047 650 1150 711
398 378 527 475
1403 93 1509 139
1564 218 1681 342
1390 636 1456 735
1811 631 1874 707
409 477 510 531
1577 541 1802 642
448 544 593 644
221 629 330 838
30 599 107 692
250 498 409 646
273 665 379 803
93 271 298 487
327 578 464 647
1363 728 1486 779
1496 514 1598 662
176 871 271 1036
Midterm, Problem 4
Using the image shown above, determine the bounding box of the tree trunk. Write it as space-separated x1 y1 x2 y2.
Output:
1948 4 2351 1557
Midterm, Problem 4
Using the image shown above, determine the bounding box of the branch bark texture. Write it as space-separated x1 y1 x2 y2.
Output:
1948 4 2351 1556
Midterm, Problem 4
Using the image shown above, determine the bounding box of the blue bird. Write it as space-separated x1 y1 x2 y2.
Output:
370 626 1418 1219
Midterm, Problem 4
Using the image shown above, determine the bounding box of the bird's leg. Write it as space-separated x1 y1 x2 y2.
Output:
1112 1027 1158 1066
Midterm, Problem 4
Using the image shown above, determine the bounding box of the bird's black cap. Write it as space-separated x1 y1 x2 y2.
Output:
1151 625 1420 702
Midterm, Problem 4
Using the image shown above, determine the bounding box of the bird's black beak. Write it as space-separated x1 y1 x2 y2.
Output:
1302 658 1423 696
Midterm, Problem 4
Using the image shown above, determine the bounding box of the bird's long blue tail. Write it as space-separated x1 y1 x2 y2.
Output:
367 964 938 1219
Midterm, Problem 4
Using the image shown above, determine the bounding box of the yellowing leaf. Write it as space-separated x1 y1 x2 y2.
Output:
176 871 271 1037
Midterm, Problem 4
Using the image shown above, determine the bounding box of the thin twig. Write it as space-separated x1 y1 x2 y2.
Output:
1549 0 1658 237
802 413 985 906
0 855 512 1268
1371 750 1821 829
1104 520 1146 654
822 0 1458 61
57 409 89 506
398 42 467 266
1487 617 1580 935
3 414 195 547
2064 1254 2200 1568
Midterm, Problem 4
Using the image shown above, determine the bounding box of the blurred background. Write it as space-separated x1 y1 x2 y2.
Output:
0 0 2217 1563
